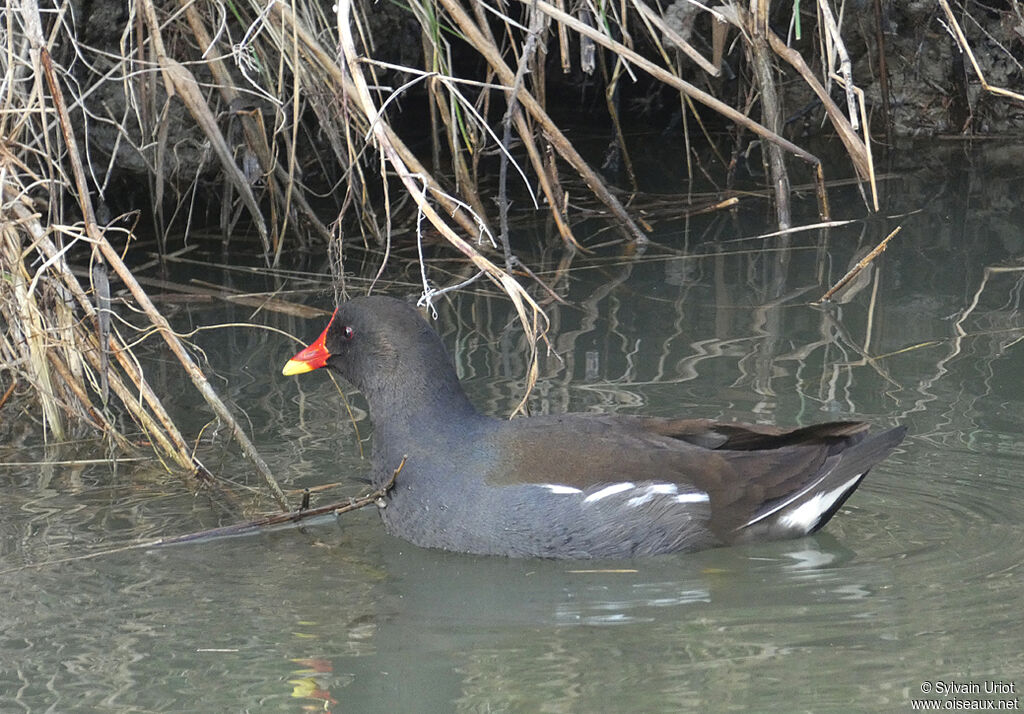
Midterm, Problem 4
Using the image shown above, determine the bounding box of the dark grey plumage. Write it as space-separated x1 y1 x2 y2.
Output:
293 296 906 558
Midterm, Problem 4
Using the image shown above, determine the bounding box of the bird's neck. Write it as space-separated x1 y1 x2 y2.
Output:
371 375 478 429
364 363 483 470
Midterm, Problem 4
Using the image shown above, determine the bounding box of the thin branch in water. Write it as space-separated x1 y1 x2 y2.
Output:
154 454 407 546
816 226 901 304
0 457 408 576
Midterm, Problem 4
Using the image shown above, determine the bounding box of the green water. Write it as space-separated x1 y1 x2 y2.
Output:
2 157 1023 712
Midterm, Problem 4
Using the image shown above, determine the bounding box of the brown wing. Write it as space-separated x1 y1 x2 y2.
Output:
484 414 883 539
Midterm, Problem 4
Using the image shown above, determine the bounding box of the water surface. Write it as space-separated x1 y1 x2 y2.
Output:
2 156 1023 712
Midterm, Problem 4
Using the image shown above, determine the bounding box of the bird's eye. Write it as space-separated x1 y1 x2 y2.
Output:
342 325 355 340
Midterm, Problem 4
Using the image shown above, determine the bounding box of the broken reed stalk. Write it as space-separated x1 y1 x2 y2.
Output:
831 76 879 211
937 0 1024 104
816 226 902 303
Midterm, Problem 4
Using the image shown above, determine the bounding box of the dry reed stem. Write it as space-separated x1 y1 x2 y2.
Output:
138 0 271 259
439 0 648 244
749 31 792 229
937 0 1024 105
337 0 548 415
35 40 289 509
764 27 870 180
599 58 639 194
630 0 719 76
529 0 824 171
831 75 879 210
816 0 859 131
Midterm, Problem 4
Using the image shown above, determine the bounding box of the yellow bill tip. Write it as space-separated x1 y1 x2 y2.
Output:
282 359 315 376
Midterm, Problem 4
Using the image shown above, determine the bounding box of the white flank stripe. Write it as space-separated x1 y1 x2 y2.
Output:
584 482 635 503
648 484 679 495
673 492 710 504
627 483 680 507
779 473 863 534
543 484 583 495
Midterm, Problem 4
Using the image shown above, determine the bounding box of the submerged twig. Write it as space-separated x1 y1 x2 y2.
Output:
153 455 406 546
0 457 408 576
816 226 901 303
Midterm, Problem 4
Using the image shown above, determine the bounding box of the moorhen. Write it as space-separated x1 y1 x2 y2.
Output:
283 296 906 559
